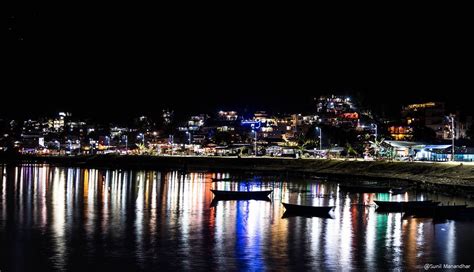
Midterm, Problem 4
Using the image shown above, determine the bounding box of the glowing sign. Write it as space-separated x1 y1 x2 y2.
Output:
339 112 359 119
406 102 436 110
241 120 261 130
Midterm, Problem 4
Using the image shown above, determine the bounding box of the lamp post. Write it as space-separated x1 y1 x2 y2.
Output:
185 131 191 145
315 127 322 151
371 124 378 158
241 120 261 157
447 115 455 161
372 124 378 141
124 135 128 152
169 134 174 156
251 124 257 156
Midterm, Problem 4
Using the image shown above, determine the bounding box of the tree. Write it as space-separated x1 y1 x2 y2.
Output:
346 143 358 157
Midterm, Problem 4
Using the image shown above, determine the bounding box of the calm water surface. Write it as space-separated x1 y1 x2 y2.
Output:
1 164 474 271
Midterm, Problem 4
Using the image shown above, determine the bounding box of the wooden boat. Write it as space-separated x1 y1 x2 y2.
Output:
282 203 335 215
374 200 440 212
210 189 273 200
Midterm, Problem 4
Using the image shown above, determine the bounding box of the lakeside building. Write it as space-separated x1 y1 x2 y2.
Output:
387 102 472 142
385 141 474 162
401 102 472 140
402 102 445 131
2 100 473 159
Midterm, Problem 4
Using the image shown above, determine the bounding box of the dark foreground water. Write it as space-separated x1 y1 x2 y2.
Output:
1 164 474 271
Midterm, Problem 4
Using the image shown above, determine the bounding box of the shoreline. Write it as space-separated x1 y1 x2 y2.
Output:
2 154 474 197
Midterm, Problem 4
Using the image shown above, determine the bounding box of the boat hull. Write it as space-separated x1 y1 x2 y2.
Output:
282 203 335 215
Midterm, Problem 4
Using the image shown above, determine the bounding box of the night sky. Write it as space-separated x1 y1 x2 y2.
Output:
4 8 473 121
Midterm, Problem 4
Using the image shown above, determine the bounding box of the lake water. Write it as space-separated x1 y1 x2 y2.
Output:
1 164 474 271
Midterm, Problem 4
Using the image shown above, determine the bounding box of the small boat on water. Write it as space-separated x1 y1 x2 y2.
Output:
210 189 273 200
374 200 440 212
282 203 335 215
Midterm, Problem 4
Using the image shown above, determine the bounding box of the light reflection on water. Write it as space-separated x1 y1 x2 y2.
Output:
0 164 474 271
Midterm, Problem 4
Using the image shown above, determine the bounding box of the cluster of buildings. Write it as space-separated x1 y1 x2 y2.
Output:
1 95 473 161
387 102 472 141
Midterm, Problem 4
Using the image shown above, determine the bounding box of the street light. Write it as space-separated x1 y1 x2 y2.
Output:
241 120 261 156
251 124 257 156
67 139 72 154
138 133 145 145
315 127 322 151
446 115 455 161
185 131 191 145
372 124 378 141
169 134 175 156
124 135 128 152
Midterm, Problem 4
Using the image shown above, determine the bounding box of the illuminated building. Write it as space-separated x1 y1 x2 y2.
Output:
22 119 43 135
314 95 360 128
441 115 472 140
250 114 296 141
162 109 173 125
316 95 355 114
388 125 413 141
401 102 445 138
179 114 208 132
110 127 127 138
401 102 472 140
217 111 238 121
253 111 269 122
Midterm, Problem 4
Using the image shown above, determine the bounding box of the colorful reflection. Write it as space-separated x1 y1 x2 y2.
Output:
0 164 473 271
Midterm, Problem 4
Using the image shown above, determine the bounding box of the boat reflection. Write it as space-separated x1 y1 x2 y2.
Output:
281 211 335 219
1 165 474 271
210 197 271 207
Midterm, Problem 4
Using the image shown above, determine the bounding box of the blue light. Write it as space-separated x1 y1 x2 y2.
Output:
241 120 261 130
